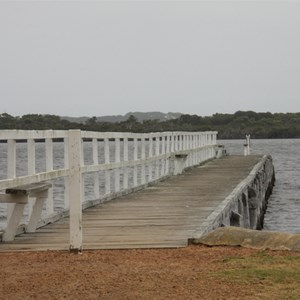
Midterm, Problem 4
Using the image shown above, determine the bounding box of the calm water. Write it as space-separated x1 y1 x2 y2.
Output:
220 139 300 233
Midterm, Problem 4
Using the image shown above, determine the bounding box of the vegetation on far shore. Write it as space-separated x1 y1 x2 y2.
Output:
1 110 300 139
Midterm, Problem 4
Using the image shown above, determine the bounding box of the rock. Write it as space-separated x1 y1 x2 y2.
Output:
192 226 300 251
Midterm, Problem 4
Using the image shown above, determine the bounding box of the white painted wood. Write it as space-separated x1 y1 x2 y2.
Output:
179 135 183 151
64 137 70 209
173 154 188 175
141 138 146 184
244 135 251 156
148 137 153 182
155 137 160 179
2 198 26 241
92 138 100 199
27 139 36 175
123 138 129 189
133 138 138 187
7 139 16 222
196 134 200 164
194 135 198 164
45 137 54 215
7 139 16 179
104 138 111 195
0 194 28 204
26 190 48 233
184 135 190 150
191 135 194 166
165 135 170 175
171 134 175 152
2 182 51 238
27 139 36 223
115 138 120 192
0 130 68 141
186 136 190 166
161 136 166 176
68 130 83 252
0 169 69 191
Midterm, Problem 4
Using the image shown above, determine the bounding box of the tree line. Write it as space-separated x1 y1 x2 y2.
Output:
1 111 300 139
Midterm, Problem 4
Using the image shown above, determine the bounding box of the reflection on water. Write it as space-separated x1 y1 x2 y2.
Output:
220 139 300 233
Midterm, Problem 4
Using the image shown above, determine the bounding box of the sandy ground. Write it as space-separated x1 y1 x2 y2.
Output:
0 245 299 300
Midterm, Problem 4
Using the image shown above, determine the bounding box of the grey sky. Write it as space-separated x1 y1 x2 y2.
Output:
1 1 300 117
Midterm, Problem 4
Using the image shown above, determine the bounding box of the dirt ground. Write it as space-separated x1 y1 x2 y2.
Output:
0 245 300 300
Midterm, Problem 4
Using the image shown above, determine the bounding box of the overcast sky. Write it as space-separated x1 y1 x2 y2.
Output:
1 1 300 117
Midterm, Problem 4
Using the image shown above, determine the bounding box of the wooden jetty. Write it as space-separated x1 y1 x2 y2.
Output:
0 155 265 252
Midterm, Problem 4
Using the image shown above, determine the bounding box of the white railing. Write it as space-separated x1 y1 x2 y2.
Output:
0 130 218 251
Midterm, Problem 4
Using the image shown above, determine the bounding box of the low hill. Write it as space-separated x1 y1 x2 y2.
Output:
62 111 182 124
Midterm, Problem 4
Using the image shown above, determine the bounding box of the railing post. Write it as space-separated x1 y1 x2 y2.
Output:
173 134 177 152
104 138 110 195
7 139 16 221
148 136 153 182
244 135 251 156
155 136 160 179
133 138 138 187
141 137 146 184
123 138 129 189
64 137 70 209
115 138 121 192
165 134 170 175
68 130 83 253
196 134 200 164
45 135 54 215
179 135 183 151
161 135 166 176
93 138 100 199
27 139 36 223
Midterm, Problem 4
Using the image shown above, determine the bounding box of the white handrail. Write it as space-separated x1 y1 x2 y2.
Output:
0 129 218 251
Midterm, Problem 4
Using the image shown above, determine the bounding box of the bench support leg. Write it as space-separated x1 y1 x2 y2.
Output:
3 199 27 242
26 191 48 233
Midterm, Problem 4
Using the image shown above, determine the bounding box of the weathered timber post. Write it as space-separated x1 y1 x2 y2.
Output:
45 133 54 215
93 138 100 199
7 139 16 222
216 145 225 158
244 135 251 156
115 138 121 192
123 137 129 188
104 138 110 195
68 130 83 253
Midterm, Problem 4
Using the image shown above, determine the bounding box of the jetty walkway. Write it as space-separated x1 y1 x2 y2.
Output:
0 155 266 252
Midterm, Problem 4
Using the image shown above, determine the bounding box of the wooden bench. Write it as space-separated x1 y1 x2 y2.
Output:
0 182 52 242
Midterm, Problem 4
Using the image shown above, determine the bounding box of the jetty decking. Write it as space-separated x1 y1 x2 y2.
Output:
0 155 262 252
